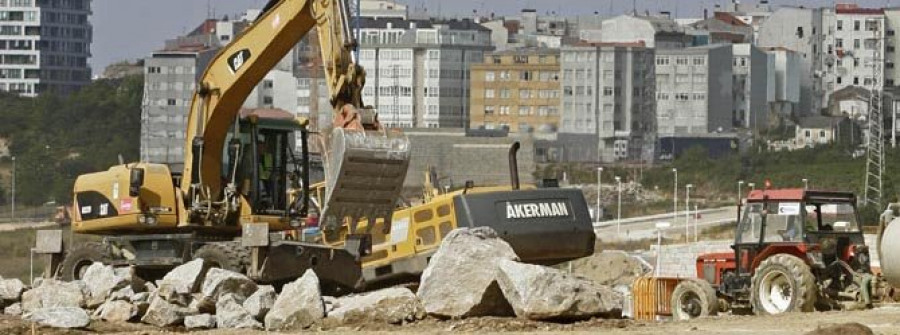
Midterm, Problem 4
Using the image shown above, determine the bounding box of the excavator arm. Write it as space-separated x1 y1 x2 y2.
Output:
181 0 409 233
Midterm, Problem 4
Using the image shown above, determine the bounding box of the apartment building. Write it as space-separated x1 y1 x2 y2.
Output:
357 17 492 128
827 5 884 95
558 42 656 163
0 0 92 96
758 6 826 115
732 44 773 132
762 47 802 121
600 14 692 49
655 44 733 136
469 48 560 134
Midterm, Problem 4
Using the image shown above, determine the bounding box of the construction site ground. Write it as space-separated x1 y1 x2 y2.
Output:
0 306 898 334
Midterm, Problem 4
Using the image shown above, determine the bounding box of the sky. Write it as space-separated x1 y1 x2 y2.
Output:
91 0 900 75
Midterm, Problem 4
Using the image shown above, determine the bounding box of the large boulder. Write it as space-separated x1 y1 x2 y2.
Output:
264 270 324 331
82 263 131 307
216 293 262 329
94 300 137 322
417 227 518 318
185 313 217 330
25 307 91 328
21 279 85 313
160 258 208 294
140 293 195 327
199 268 258 306
326 287 425 325
495 259 623 320
569 251 651 286
804 323 874 335
243 285 276 321
0 278 25 301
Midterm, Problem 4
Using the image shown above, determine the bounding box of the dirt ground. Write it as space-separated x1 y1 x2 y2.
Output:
5 305 900 335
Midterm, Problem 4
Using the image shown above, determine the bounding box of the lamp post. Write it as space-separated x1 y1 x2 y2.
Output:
694 204 699 242
748 182 756 192
615 176 622 236
802 178 809 190
737 180 744 205
10 156 15 220
655 221 671 276
596 167 603 222
672 168 678 227
685 184 693 243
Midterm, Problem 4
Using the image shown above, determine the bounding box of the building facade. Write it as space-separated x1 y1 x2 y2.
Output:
826 5 884 99
469 48 560 134
732 43 772 132
558 43 656 163
357 17 492 128
758 6 826 115
0 0 92 96
655 44 733 136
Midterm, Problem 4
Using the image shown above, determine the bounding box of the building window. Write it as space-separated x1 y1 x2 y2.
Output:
854 77 859 85
499 71 510 80
692 93 706 100
819 130 826 138
519 89 531 99
805 130 811 138
514 55 528 64
167 99 177 106
693 57 705 65
656 56 669 65
519 71 532 81
603 87 613 96
518 106 530 115
836 39 843 48
500 89 511 98
854 20 860 31
837 76 842 84
148 66 161 74
564 86 573 96
837 20 843 31
485 89 495 98
676 57 688 65
485 71 495 81
484 106 495 115
675 93 689 101
499 106 510 115
854 39 860 49
492 56 501 64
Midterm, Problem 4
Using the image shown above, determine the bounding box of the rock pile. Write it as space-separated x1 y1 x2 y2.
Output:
14 228 623 330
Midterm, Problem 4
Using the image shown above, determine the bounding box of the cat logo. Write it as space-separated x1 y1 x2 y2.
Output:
227 49 252 74
506 202 569 219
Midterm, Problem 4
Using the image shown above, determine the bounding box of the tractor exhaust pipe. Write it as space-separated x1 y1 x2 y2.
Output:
509 141 521 190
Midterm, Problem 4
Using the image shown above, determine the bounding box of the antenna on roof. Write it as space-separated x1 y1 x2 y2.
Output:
206 0 212 20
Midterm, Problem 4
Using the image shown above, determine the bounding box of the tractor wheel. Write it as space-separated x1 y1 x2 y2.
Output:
750 254 817 315
192 242 250 274
671 278 719 320
59 242 115 281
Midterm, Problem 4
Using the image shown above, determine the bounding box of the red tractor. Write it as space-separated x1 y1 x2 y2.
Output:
660 189 875 319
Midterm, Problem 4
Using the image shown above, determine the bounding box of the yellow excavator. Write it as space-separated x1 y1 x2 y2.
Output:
53 0 596 291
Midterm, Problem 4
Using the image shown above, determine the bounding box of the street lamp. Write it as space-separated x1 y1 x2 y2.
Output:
737 180 745 206
748 182 756 192
694 204 699 242
685 184 693 243
802 178 809 190
615 176 622 237
10 156 15 220
672 168 678 227
596 167 604 222
655 221 671 276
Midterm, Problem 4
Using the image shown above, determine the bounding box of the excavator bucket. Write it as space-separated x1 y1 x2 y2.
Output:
321 128 410 232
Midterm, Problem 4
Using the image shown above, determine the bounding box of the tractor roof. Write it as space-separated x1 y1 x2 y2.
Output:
747 188 856 203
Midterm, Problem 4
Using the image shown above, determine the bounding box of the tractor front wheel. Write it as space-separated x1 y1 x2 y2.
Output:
751 254 817 315
671 278 719 320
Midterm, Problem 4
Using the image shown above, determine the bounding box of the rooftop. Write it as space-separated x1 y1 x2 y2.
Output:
797 116 846 129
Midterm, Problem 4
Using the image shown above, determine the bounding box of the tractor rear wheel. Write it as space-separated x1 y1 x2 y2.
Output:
671 278 719 320
751 254 817 315
59 242 115 281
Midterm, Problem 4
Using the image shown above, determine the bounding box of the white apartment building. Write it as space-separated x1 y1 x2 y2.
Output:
357 17 492 128
762 47 802 120
758 6 826 115
559 43 655 163
826 5 884 96
655 44 733 136
0 0 92 97
600 14 691 49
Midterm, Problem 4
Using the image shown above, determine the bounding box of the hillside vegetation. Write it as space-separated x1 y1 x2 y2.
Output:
0 75 143 206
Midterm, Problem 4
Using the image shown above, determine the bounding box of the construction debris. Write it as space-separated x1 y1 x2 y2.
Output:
199 268 258 307
4 302 21 316
140 291 195 327
496 259 623 320
215 293 262 329
185 313 217 330
26 307 91 328
160 258 208 294
569 251 652 286
94 299 137 322
81 262 132 307
21 279 86 313
0 278 25 302
264 269 324 331
418 227 518 318
243 285 276 321
326 287 425 325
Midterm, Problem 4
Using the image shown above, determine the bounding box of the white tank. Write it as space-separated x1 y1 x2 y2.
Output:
880 216 900 287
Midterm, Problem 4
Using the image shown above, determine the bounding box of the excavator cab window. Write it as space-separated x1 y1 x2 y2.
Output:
253 130 290 213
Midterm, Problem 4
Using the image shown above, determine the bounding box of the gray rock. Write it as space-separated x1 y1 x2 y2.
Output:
200 268 257 305
154 283 191 306
4 302 21 316
81 263 131 307
495 259 623 320
216 293 262 329
95 300 137 322
327 287 425 325
160 258 208 294
21 279 85 313
0 278 25 301
130 292 150 303
140 293 195 327
26 307 90 328
243 285 276 321
323 296 337 314
109 286 135 301
185 313 217 330
417 227 518 318
264 269 324 330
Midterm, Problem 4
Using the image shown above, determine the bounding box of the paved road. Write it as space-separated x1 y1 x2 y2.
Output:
0 221 57 232
594 206 738 240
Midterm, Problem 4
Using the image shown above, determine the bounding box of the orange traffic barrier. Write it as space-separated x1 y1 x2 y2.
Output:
632 276 683 321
